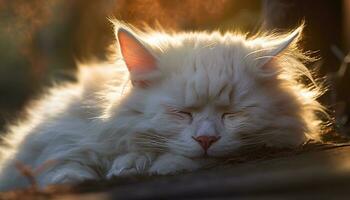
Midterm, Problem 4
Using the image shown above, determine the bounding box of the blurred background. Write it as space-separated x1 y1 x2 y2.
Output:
0 0 349 137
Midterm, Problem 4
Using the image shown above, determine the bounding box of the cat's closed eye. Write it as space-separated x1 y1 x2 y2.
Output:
221 107 253 122
165 106 192 122
221 111 247 128
222 112 244 121
222 105 258 119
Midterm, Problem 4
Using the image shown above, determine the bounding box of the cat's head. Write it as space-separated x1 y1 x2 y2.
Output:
112 24 323 158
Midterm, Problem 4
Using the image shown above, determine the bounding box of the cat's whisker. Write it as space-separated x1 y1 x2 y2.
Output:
136 143 167 148
133 138 169 145
137 146 167 151
134 145 168 153
134 138 167 144
135 134 168 140
166 141 196 154
133 135 170 149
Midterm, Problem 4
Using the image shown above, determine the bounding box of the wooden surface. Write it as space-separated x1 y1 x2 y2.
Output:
2 144 350 200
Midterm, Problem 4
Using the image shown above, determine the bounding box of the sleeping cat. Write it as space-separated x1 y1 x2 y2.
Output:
0 22 324 191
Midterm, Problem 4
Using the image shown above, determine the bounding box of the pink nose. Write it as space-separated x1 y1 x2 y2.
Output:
192 136 220 151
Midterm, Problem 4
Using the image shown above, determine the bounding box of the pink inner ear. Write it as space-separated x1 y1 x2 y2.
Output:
260 57 279 74
118 29 156 74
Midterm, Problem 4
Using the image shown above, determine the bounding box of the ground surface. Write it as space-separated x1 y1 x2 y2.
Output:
1 142 350 200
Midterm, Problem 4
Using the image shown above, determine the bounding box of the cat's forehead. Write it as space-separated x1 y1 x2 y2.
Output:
155 33 254 109
161 48 246 109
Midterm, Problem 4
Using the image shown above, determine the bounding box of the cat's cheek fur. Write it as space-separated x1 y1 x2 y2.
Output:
168 129 205 158
148 153 201 175
206 137 242 157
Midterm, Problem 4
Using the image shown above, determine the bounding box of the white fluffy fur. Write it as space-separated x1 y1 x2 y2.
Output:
0 23 324 191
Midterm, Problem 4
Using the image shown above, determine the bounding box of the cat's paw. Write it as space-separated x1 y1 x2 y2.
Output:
48 171 93 184
39 165 97 185
106 153 154 179
148 153 200 175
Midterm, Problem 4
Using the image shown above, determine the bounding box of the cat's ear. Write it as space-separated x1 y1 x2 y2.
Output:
249 27 302 77
117 28 159 87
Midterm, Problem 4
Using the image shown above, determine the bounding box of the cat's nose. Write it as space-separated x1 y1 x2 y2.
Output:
192 136 220 151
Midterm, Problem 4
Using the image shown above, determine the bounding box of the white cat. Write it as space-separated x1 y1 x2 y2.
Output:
0 22 324 191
